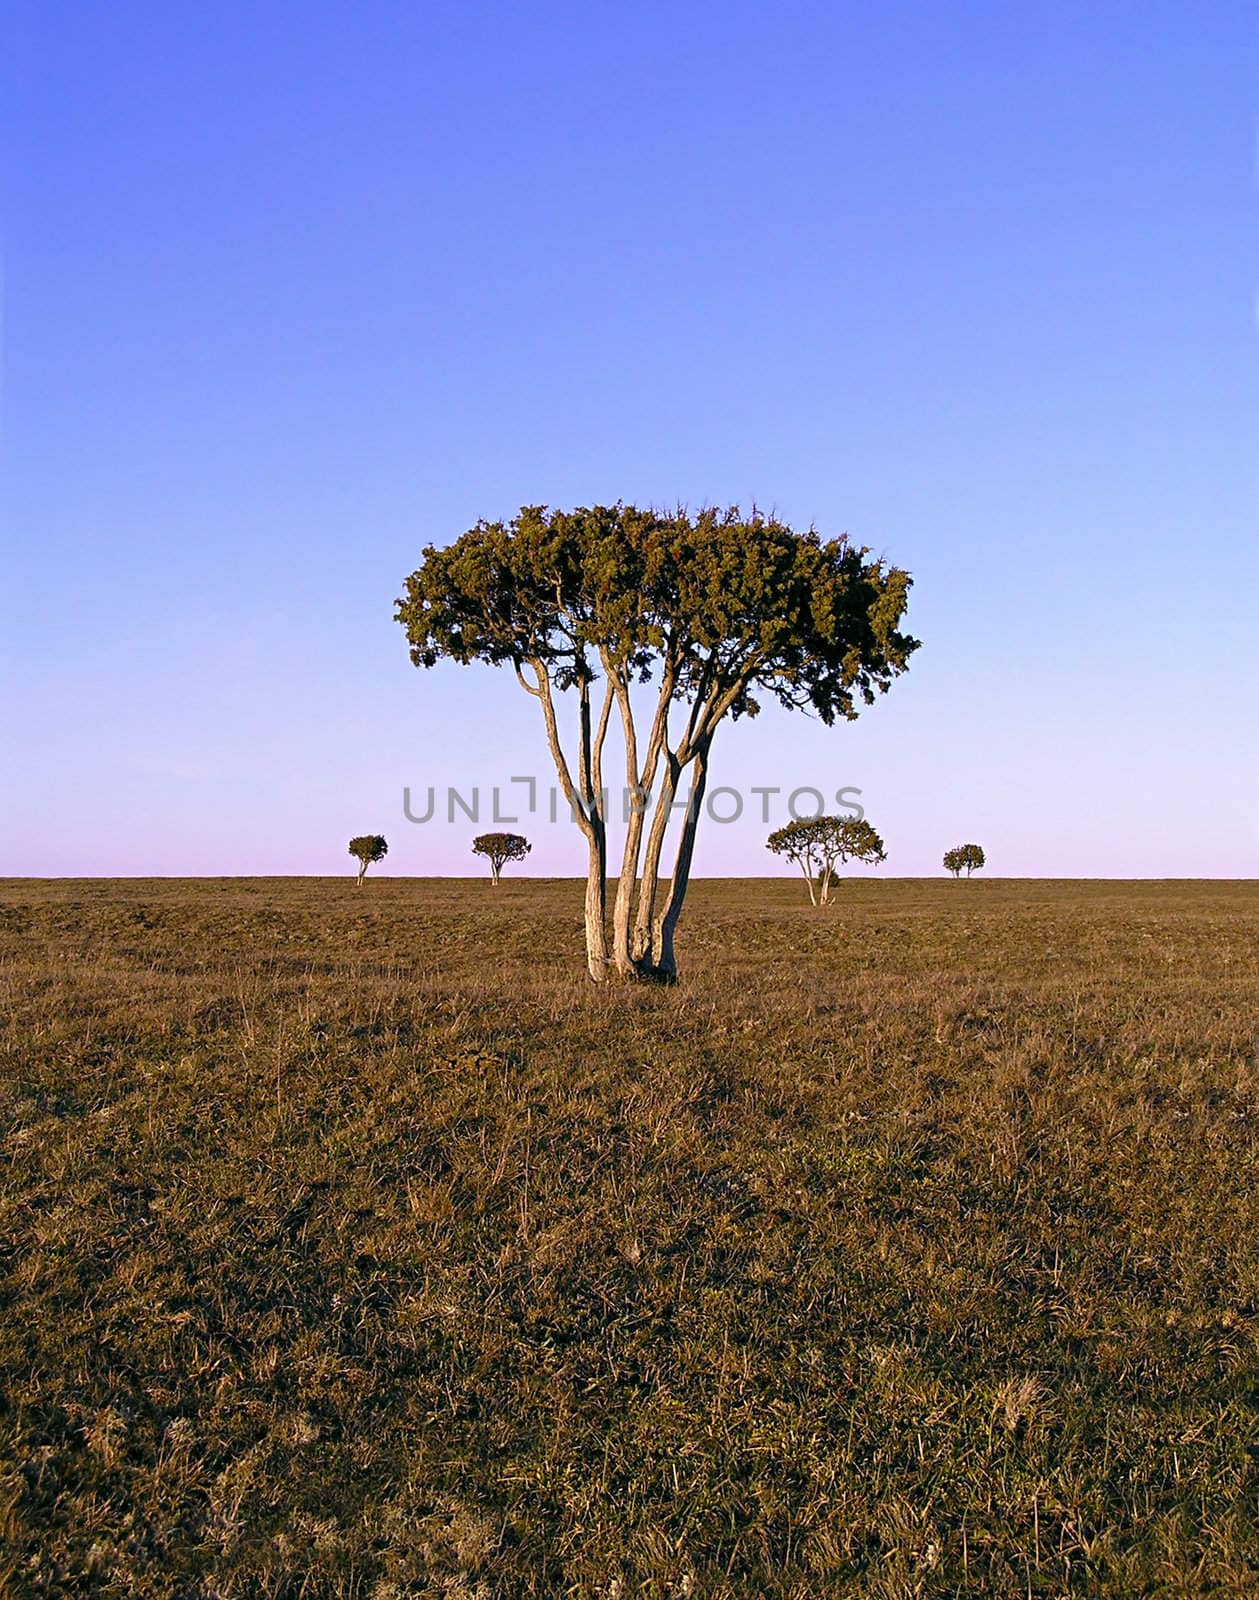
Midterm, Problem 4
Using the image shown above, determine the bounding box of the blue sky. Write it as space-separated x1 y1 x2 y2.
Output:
3 0 1256 877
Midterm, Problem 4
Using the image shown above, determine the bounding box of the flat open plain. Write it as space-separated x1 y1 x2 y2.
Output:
1 877 1256 1597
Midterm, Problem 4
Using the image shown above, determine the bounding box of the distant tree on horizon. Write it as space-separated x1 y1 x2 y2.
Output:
767 815 887 906
348 834 388 886
944 843 985 877
472 832 531 885
396 504 917 981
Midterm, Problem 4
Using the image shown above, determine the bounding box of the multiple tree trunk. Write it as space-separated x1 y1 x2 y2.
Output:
796 858 836 906
517 647 727 982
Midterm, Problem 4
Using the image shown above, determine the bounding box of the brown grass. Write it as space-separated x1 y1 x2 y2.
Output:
1 876 1257 1597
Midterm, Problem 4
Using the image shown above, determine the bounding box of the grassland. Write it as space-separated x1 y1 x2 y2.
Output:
1 876 1257 1598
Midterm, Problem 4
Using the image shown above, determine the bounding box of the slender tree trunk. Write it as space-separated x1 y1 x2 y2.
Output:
799 858 817 905
584 823 609 981
491 863 500 885
582 679 612 982
606 668 671 976
653 738 710 981
609 670 643 978
356 863 366 887
524 656 610 981
637 662 758 976
612 815 644 975
613 750 670 973
632 750 681 967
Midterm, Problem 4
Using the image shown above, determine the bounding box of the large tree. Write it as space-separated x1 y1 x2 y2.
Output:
767 815 886 905
397 505 917 981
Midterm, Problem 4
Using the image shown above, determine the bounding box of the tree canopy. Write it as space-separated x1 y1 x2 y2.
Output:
398 504 917 979
767 815 887 905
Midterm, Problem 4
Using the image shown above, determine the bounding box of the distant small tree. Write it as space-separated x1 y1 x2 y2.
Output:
348 834 388 886
767 815 886 905
944 843 985 878
472 832 531 885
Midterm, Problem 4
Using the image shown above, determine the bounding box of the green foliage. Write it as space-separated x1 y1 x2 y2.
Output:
767 814 886 903
471 831 531 879
395 504 918 726
945 843 985 877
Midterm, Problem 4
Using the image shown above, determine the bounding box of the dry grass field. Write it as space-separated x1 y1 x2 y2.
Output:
1 876 1257 1598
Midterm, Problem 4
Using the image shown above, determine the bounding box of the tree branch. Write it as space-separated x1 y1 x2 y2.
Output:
514 661 543 698
529 657 591 840
591 671 614 814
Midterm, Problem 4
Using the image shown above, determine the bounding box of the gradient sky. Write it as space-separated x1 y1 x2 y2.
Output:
3 0 1257 879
